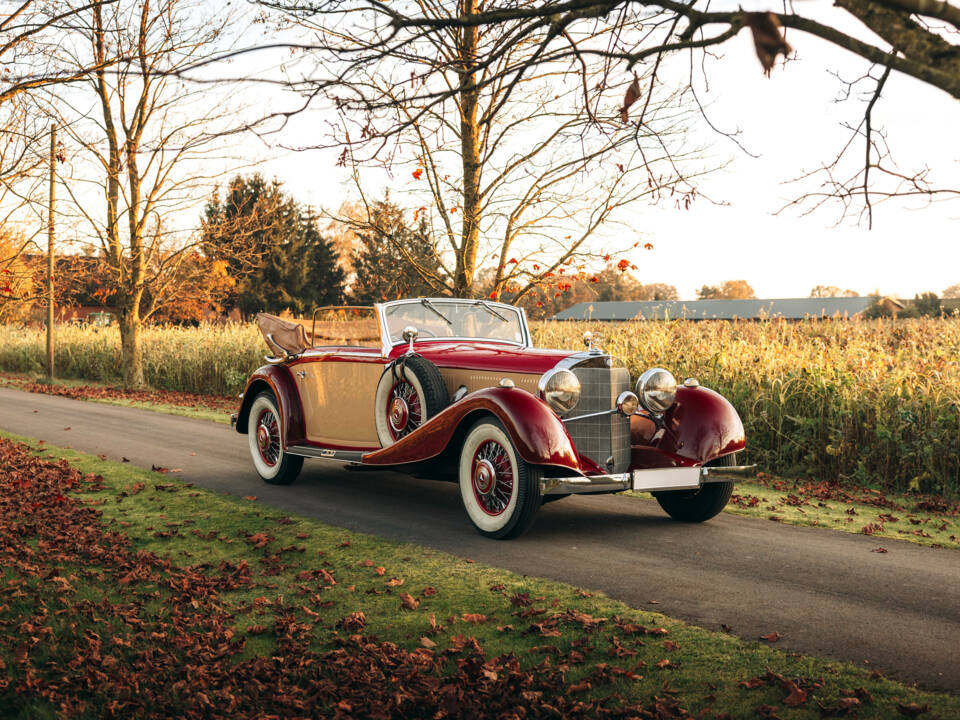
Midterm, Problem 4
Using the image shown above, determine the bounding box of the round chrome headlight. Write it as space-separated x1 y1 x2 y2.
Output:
539 368 581 414
636 368 677 413
617 391 639 416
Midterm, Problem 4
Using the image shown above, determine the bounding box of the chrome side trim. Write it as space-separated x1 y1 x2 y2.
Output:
286 445 366 462
540 464 757 495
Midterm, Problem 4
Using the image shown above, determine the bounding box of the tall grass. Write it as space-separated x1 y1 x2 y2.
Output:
1 318 957 494
537 319 960 495
0 323 262 396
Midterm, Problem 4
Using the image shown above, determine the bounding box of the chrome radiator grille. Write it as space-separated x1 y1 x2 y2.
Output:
565 365 631 473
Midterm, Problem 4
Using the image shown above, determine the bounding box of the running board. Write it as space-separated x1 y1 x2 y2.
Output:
286 445 366 462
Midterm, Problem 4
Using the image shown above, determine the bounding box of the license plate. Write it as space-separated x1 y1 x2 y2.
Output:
631 467 701 492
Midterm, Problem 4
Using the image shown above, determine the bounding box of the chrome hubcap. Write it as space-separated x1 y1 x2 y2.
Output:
389 396 409 433
387 380 421 440
473 459 496 496
257 425 270 452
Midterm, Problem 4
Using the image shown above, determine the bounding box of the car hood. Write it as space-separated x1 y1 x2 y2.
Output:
390 342 577 376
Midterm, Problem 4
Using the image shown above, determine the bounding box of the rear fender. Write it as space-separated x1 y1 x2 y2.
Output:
630 385 745 467
235 365 306 447
362 387 580 472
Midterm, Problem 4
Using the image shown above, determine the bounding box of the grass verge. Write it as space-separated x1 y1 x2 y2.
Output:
627 474 960 551
0 371 233 424
723 475 960 551
1 430 956 719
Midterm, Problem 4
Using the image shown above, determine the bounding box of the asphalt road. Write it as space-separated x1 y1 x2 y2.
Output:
2 386 958 692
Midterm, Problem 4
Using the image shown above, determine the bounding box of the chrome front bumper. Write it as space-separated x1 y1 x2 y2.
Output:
540 464 757 495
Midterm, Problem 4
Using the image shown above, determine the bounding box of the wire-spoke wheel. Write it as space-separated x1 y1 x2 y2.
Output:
386 379 423 441
255 407 281 467
247 391 303 485
374 356 448 447
459 418 541 539
470 439 515 516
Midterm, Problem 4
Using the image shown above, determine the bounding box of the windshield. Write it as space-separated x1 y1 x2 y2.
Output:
381 299 527 346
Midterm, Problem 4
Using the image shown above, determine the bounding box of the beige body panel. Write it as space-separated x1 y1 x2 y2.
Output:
438 368 540 397
295 357 541 447
298 358 384 447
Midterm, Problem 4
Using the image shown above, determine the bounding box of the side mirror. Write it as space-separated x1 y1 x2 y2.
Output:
402 325 419 354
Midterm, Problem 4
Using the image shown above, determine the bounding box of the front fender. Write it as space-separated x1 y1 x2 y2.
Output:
362 387 580 472
631 385 745 467
235 364 306 447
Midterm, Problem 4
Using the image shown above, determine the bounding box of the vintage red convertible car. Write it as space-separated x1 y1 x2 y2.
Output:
233 298 754 538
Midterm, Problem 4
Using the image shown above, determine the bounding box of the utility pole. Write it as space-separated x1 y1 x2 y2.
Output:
46 123 55 379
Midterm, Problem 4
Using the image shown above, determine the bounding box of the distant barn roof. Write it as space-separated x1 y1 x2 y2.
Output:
552 297 889 321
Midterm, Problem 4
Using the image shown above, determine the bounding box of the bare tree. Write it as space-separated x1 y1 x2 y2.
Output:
248 0 958 231
264 0 706 300
0 0 123 313
38 0 247 387
0 1 127 106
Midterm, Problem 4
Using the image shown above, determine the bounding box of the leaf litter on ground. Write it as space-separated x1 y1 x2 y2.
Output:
1 434 958 719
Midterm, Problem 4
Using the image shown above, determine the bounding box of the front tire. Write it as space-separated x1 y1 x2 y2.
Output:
248 391 303 485
653 453 736 522
458 418 541 539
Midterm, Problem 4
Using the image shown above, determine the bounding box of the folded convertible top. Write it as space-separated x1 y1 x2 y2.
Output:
256 312 310 356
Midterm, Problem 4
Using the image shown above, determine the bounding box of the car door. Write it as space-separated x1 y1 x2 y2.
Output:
294 349 386 448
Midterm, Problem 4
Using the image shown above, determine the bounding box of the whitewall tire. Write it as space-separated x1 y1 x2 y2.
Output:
247 391 303 485
374 356 448 447
458 418 541 539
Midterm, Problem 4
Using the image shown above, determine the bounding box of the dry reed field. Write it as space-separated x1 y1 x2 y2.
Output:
0 318 957 494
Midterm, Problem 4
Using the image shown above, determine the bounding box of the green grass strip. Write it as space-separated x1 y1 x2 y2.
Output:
0 429 956 718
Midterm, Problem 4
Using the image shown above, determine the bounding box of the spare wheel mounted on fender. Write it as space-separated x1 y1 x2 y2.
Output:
374 354 448 447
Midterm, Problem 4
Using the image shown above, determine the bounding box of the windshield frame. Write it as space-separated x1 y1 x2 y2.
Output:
375 298 531 356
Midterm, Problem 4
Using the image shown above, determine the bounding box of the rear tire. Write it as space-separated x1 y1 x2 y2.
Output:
458 418 541 539
653 453 736 522
248 391 303 485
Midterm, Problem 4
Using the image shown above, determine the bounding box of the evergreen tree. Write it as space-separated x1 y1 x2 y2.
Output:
913 292 942 317
202 175 345 316
349 198 439 303
290 209 346 313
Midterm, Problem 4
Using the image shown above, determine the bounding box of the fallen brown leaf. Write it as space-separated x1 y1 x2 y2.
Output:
400 592 419 610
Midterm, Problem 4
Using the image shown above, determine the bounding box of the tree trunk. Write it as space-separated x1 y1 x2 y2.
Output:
118 308 144 389
455 0 481 297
